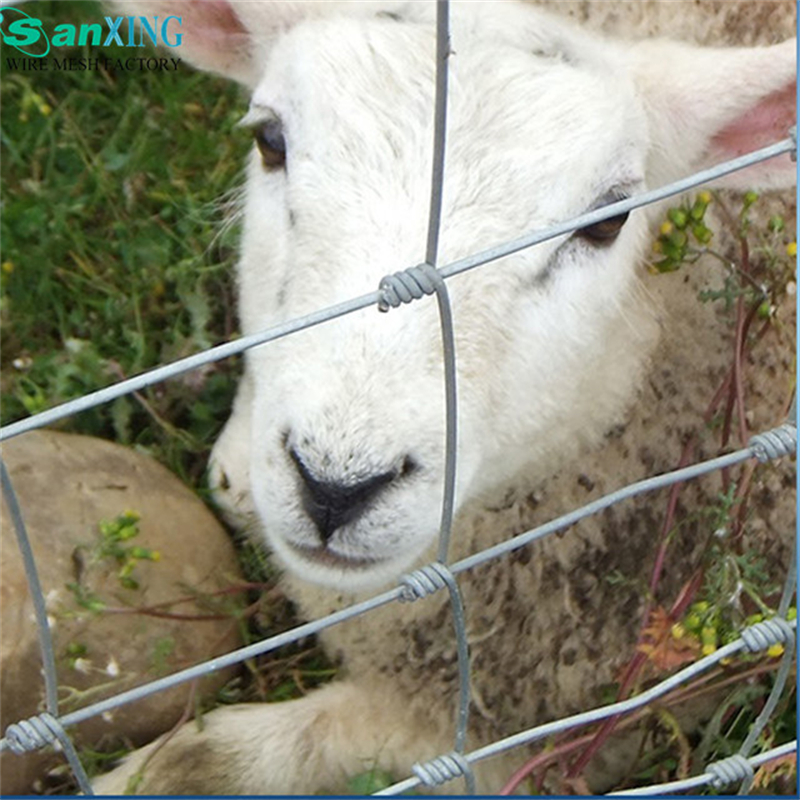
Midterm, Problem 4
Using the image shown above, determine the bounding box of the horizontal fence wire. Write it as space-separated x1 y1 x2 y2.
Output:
0 1 795 792
375 618 798 795
0 134 793 444
610 740 798 796
1 422 795 783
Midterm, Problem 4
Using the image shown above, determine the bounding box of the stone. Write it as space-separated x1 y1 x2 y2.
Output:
1 430 245 794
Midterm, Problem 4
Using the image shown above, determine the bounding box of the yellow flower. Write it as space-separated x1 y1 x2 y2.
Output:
702 643 717 656
786 241 797 257
767 643 785 658
697 190 712 204
660 221 673 236
671 622 686 640
1 261 14 274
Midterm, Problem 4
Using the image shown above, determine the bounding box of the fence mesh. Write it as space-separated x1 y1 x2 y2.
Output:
0 0 797 795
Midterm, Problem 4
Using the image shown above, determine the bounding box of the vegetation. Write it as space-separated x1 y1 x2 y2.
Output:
1 2 794 795
1 0 246 486
2 4 336 792
501 191 797 795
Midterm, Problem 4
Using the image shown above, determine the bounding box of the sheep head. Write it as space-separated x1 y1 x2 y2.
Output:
113 2 796 591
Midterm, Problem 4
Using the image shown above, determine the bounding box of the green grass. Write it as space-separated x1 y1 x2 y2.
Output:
1 0 249 484
2 5 795 795
1 12 341 788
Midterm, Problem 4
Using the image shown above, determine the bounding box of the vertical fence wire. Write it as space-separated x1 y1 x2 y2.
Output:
0 458 59 717
0 2 795 793
1 146 796 797
736 534 797 795
419 0 458 568
384 1 474 791
0 139 793 446
0 459 93 795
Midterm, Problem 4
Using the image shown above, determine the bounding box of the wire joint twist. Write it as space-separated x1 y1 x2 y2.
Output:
399 561 456 602
740 617 795 653
5 713 65 755
705 753 754 789
748 422 796 463
412 751 475 792
378 263 444 312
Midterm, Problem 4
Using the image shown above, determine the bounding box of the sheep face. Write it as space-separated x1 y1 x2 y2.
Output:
223 14 657 591
187 3 795 592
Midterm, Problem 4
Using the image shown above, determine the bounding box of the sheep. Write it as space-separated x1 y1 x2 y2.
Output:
92 0 796 794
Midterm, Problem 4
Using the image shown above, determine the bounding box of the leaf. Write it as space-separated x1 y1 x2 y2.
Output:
346 768 395 795
752 752 796 790
638 607 701 672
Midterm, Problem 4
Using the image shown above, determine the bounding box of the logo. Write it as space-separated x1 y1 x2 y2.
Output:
0 6 183 58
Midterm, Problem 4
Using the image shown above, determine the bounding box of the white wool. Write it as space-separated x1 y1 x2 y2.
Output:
94 2 796 794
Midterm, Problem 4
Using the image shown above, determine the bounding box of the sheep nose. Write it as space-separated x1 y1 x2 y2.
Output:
289 449 398 542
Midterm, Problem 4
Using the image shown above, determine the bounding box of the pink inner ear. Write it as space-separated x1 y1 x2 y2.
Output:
710 82 797 158
188 0 249 47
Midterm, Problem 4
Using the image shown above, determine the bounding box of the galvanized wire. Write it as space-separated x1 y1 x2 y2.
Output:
3 712 93 796
0 460 93 795
0 458 59 717
609 740 797 796
737 547 796 794
0 11 794 791
377 261 458 566
424 0 450 271
0 135 793 444
399 564 475 793
375 618 798 795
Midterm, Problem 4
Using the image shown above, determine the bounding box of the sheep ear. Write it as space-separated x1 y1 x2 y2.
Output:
105 0 264 85
107 1 407 87
632 37 796 189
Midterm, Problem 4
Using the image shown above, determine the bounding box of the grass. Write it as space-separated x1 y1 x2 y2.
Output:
1 4 339 791
1 3 795 796
1 0 248 485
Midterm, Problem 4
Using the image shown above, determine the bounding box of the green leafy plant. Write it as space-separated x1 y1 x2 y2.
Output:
504 192 796 795
1 0 246 482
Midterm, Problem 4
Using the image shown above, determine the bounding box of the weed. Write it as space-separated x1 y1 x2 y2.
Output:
345 766 399 795
1 0 248 483
505 192 796 794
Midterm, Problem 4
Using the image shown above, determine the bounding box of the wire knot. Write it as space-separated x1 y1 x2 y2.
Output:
399 561 455 602
4 713 64 755
740 616 795 654
412 751 474 790
378 263 443 312
705 753 754 789
748 422 796 463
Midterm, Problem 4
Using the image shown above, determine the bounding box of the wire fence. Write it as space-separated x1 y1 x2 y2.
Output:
0 0 797 795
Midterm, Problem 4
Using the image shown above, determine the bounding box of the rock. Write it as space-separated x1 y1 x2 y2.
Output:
1 430 245 794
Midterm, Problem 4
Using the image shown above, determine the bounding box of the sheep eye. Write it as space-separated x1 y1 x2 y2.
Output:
577 211 629 244
254 118 286 169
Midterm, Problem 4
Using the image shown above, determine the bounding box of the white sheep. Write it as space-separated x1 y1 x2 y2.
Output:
93 1 796 794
